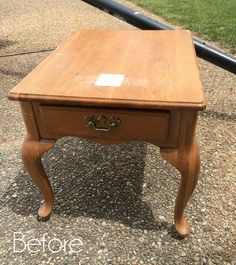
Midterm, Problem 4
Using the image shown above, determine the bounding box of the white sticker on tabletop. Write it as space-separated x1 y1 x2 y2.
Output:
95 74 124 87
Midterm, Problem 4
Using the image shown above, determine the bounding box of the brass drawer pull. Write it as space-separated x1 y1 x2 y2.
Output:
85 115 121 131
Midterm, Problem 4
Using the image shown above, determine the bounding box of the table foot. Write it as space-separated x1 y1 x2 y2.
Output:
21 136 55 220
160 139 200 237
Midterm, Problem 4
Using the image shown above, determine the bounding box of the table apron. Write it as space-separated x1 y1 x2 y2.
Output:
32 103 181 147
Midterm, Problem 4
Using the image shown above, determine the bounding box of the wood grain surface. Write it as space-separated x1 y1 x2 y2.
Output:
9 30 206 110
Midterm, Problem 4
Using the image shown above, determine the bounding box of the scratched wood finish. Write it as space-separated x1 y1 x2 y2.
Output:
9 30 206 110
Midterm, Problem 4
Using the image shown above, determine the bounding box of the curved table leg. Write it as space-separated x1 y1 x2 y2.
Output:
21 136 55 220
160 139 200 237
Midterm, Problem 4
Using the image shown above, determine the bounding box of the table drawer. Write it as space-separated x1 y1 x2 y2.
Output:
34 104 171 146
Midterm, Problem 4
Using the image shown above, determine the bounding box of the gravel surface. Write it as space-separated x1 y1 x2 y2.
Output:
0 1 235 264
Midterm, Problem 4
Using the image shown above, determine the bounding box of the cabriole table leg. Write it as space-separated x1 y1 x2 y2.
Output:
160 110 200 237
20 101 55 220
21 136 55 220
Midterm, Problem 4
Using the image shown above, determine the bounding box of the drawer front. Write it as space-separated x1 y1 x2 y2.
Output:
34 104 171 146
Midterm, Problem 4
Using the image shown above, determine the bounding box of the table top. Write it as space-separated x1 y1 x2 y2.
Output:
9 30 206 110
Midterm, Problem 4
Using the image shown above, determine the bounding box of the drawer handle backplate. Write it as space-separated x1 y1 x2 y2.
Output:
85 115 121 131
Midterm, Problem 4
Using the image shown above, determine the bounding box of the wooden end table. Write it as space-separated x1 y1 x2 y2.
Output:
9 30 206 237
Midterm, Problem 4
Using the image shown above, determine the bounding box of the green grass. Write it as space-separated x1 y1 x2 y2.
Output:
129 0 236 50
